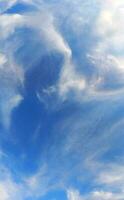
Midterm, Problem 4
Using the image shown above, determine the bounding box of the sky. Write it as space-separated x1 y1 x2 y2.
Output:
0 0 124 199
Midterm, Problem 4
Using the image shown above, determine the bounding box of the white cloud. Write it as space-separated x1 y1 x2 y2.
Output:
0 52 24 128
67 189 124 200
87 53 124 94
0 54 7 66
90 190 124 200
58 60 86 99
25 10 71 56
0 164 26 200
25 164 54 198
2 94 23 128
0 2 123 198
67 189 83 200
0 0 123 111
23 9 87 99
80 0 124 96
0 11 25 128
95 0 124 52
0 163 51 200
97 163 124 190
0 14 24 39
40 0 124 98
0 179 24 200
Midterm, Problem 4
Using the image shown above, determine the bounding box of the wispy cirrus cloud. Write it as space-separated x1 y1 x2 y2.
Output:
0 0 124 200
0 51 23 128
0 0 123 129
67 189 124 200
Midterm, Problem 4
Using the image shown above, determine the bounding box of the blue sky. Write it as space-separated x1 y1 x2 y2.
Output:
0 0 124 199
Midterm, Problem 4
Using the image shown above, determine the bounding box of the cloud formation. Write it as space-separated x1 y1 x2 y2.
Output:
0 0 124 127
67 189 124 200
0 0 124 200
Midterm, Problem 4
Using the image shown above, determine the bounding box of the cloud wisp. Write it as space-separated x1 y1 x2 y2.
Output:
0 0 124 200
